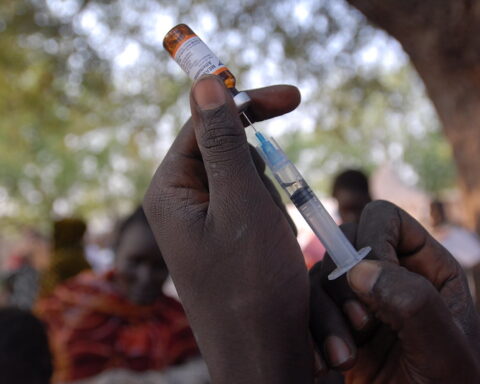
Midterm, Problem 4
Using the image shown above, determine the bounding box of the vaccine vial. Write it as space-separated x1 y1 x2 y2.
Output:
163 24 251 111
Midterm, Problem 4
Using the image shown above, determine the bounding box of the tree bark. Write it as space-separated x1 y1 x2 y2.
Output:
346 0 480 232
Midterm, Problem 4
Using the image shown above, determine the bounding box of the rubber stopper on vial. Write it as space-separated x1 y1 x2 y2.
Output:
234 92 251 111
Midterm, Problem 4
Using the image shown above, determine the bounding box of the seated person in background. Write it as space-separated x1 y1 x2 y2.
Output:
4 253 39 310
430 199 480 307
36 207 199 383
430 199 480 271
331 169 371 224
142 76 480 383
299 168 372 271
40 218 91 296
0 307 52 384
67 358 209 384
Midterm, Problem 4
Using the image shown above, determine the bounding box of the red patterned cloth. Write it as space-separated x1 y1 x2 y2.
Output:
302 234 325 269
36 271 198 383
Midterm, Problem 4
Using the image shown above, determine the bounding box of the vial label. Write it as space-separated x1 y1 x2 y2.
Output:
173 36 227 81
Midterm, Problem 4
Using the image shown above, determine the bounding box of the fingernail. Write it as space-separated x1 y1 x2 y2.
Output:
193 76 226 110
313 350 326 377
324 335 352 368
347 260 381 295
343 300 370 330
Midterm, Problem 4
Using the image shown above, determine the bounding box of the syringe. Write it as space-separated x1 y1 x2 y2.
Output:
243 113 371 280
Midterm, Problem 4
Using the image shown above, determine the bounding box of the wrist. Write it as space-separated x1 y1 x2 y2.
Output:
186 293 313 383
202 314 313 383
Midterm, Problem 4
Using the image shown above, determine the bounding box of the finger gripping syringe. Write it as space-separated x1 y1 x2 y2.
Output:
249 118 371 280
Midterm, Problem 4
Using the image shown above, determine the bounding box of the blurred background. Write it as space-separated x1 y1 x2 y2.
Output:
0 0 460 238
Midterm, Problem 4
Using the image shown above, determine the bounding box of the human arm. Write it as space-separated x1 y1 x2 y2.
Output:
144 76 314 383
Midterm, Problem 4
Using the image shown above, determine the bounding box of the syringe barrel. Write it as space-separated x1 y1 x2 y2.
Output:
295 192 360 269
256 136 362 271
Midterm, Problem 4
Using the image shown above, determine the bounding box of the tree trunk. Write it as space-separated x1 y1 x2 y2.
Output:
346 0 480 232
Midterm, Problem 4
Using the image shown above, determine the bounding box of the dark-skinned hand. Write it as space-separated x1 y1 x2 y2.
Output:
144 75 313 383
311 200 480 383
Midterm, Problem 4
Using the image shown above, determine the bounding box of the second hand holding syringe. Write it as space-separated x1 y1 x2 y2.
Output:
243 113 371 280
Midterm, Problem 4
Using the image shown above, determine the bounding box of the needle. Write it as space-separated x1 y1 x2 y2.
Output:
241 112 258 133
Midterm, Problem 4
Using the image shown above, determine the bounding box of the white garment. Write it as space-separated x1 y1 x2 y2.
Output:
436 225 480 269
67 358 209 384
85 245 114 273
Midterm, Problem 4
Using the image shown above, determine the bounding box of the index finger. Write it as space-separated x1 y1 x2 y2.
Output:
355 201 479 341
355 200 459 288
243 84 301 123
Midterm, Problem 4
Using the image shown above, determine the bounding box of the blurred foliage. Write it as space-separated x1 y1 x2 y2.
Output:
0 0 170 230
280 65 457 194
403 129 456 196
0 0 456 231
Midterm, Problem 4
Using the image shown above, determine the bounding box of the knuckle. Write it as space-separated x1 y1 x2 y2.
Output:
359 200 401 249
363 200 396 216
143 185 171 226
378 268 436 320
398 279 433 319
199 106 246 160
144 183 204 231
143 184 157 215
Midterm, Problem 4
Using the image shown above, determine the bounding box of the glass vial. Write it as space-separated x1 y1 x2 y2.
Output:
163 24 238 93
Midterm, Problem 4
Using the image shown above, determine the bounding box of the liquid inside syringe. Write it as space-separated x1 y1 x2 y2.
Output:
242 112 371 280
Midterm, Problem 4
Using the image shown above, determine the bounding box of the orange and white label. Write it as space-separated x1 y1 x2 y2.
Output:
174 36 227 81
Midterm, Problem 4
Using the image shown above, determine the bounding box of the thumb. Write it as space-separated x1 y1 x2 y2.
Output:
190 75 265 208
347 260 477 377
